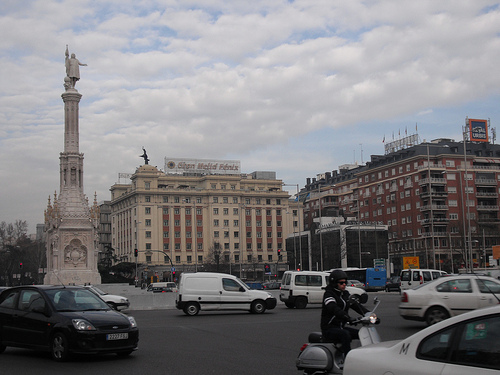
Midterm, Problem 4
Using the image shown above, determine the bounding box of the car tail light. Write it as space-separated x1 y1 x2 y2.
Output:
300 343 309 352
401 292 408 303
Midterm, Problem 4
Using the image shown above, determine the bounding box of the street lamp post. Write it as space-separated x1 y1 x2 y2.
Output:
283 183 302 270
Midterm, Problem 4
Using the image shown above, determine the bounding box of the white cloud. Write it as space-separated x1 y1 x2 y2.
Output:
1 0 500 232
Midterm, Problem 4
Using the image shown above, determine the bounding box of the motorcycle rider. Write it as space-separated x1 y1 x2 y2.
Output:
321 269 368 355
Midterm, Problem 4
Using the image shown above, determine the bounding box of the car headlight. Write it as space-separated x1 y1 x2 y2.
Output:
120 298 128 303
267 293 273 298
128 316 137 328
72 319 96 331
368 313 377 324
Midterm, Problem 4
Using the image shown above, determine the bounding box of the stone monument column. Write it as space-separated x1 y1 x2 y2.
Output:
44 47 101 285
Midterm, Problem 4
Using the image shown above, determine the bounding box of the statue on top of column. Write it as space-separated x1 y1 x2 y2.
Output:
65 45 87 89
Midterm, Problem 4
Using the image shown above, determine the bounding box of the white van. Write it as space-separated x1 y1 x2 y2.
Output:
400 269 447 290
279 270 367 309
175 272 277 316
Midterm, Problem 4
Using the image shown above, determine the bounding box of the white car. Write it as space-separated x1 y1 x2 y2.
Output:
344 304 500 374
399 274 500 325
82 285 130 310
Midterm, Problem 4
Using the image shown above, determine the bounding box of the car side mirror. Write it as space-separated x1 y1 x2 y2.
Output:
373 297 379 305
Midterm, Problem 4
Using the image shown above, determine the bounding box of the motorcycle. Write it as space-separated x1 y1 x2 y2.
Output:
296 297 381 374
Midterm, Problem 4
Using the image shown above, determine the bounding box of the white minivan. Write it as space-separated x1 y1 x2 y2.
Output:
400 269 447 290
280 270 367 309
176 272 277 316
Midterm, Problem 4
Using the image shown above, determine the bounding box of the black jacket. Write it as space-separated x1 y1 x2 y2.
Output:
320 285 367 331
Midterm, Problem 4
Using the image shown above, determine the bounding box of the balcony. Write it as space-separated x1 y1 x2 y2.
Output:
419 178 447 186
475 178 497 186
476 205 499 211
421 231 448 237
417 164 446 171
420 218 450 225
420 204 448 212
419 190 448 199
476 191 498 197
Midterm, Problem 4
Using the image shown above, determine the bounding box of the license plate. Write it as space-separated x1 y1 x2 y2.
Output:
106 333 128 340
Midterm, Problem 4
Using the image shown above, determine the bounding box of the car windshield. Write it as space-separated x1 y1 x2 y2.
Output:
45 289 110 311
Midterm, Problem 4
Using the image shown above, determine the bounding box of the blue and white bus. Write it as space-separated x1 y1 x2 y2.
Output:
341 267 387 291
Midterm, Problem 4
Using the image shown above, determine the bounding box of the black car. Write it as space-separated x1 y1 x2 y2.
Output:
385 276 401 292
0 285 139 361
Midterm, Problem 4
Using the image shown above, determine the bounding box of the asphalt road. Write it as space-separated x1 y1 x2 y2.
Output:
0 292 426 375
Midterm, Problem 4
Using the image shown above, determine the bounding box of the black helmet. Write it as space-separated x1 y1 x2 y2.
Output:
329 269 348 286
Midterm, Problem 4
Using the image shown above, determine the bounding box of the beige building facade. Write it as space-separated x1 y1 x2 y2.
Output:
109 163 301 280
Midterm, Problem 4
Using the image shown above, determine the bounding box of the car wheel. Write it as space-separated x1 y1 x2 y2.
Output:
425 306 449 326
295 296 308 309
183 302 200 316
250 300 266 314
284 301 295 309
51 332 70 362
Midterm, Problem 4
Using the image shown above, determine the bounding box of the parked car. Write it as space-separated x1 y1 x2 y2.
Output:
262 281 281 290
82 285 130 310
399 274 500 325
147 282 178 293
280 270 367 309
245 282 264 290
385 276 401 292
400 268 447 290
348 279 365 288
345 304 500 374
0 285 139 361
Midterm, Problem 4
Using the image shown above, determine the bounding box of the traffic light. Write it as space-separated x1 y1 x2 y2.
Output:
134 248 138 257
19 262 23 269
264 264 270 273
277 249 282 260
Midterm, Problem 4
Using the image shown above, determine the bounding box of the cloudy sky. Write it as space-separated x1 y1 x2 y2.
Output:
2 0 500 234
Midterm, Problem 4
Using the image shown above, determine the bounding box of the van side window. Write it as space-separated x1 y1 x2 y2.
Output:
422 271 432 282
222 278 242 292
401 271 410 281
431 272 441 279
295 275 307 286
308 275 322 286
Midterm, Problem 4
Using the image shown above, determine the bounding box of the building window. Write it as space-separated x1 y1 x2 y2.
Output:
223 208 229 215
223 220 229 227
163 196 169 203
175 231 180 238
245 198 251 205
163 232 169 238
233 208 238 215
163 208 169 215
175 244 180 250
145 207 151 214
145 219 151 226
223 197 228 203
214 219 219 226
145 231 151 238
213 208 219 215
146 243 151 250
145 196 151 202
163 243 169 250
146 255 151 262
213 197 218 203
174 197 180 203
214 231 219 237
174 208 180 214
